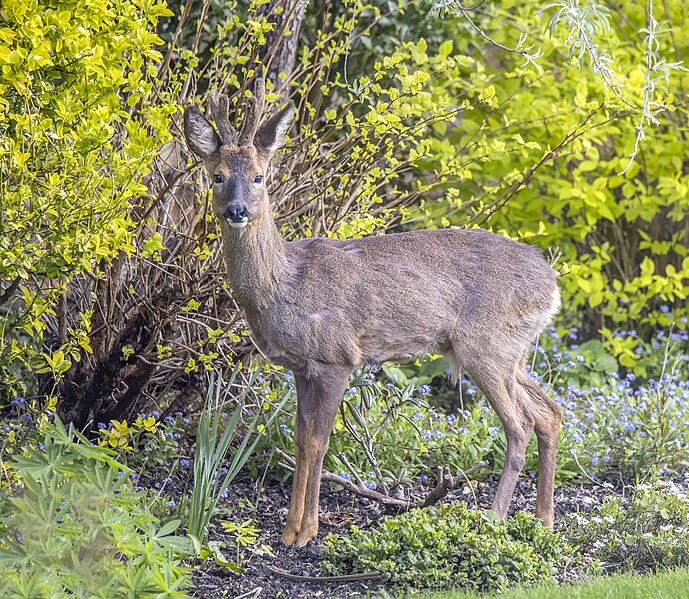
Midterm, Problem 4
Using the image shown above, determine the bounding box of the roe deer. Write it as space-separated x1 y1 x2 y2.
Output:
183 78 562 547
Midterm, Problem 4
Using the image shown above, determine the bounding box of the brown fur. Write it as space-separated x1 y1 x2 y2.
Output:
183 79 562 547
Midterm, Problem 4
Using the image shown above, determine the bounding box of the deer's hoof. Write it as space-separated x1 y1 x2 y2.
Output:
294 527 318 548
280 526 299 546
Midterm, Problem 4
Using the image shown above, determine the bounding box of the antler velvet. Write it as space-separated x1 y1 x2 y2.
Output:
208 90 237 146
203 77 267 148
238 77 266 146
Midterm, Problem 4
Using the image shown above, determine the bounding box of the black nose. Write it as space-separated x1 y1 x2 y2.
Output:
224 204 249 222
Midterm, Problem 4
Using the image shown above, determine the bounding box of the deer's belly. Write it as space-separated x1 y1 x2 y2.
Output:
247 314 363 371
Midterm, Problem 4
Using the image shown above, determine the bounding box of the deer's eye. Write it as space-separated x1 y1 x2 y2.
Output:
254 175 264 184
213 174 223 184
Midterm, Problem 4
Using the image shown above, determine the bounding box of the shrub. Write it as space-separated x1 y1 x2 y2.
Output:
321 503 570 592
554 368 689 482
0 0 174 404
0 418 193 598
96 411 187 470
5 0 683 428
14 0 526 424
563 477 689 573
426 2 689 357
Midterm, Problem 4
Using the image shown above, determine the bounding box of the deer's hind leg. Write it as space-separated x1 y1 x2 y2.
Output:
281 366 351 547
453 345 534 519
517 370 561 528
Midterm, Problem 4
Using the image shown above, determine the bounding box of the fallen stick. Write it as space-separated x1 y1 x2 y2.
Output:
234 588 262 599
422 463 487 508
266 564 381 583
275 448 488 510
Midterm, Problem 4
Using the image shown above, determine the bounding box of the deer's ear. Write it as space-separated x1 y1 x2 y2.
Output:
183 106 221 157
254 101 295 159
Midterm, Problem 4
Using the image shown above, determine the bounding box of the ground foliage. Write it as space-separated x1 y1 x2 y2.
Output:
0 329 688 595
564 477 689 573
266 326 689 494
321 503 570 592
432 568 689 599
0 419 191 598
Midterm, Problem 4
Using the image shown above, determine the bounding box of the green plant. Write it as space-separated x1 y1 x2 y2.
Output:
29 0 535 425
563 476 689 573
549 349 689 482
415 1 689 363
7 0 684 427
266 329 689 494
97 414 160 451
270 368 501 496
0 0 175 403
322 502 569 592
0 418 192 598
184 366 290 549
220 519 263 567
95 411 190 473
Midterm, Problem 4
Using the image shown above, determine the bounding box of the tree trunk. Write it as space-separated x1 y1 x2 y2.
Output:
258 0 306 98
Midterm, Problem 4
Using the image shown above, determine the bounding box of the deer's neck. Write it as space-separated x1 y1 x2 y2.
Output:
221 216 288 312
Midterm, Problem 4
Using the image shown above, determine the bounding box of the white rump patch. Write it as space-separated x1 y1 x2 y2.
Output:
518 284 562 340
544 286 561 324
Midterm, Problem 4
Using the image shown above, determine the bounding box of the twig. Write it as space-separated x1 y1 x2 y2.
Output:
467 103 609 226
157 0 195 83
337 452 365 488
452 0 542 68
276 450 410 508
572 452 605 487
0 276 21 307
339 403 384 481
234 588 262 599
422 462 488 507
540 0 634 108
275 448 488 510
266 565 381 583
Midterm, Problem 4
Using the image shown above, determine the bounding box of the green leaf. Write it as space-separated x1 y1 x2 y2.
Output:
157 519 181 537
439 39 454 59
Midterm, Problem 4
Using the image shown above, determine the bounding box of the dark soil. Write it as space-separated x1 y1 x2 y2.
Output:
189 472 613 598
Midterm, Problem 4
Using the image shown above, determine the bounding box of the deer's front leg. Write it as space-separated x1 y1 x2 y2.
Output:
281 367 350 547
281 420 308 545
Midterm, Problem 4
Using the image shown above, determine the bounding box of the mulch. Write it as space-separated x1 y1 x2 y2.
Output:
189 472 612 598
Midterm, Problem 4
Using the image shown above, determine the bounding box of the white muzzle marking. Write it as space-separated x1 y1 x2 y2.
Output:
227 218 249 229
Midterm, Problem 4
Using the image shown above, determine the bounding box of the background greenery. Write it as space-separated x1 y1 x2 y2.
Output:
1 0 689 596
1 0 687 418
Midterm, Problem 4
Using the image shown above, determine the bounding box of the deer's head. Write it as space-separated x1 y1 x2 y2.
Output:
183 78 294 230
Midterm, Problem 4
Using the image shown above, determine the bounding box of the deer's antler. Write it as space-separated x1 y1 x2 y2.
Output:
238 77 266 146
208 91 237 146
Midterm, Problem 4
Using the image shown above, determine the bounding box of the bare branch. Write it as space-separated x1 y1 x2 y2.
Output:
266 565 381 583
422 462 488 507
0 277 21 307
276 449 488 511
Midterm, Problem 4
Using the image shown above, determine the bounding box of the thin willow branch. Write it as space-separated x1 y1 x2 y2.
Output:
452 0 542 69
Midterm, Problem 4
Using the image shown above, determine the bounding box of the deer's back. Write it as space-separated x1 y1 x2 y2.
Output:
251 228 558 373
